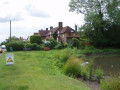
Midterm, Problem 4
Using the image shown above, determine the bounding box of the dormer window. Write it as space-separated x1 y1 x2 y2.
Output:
71 30 74 33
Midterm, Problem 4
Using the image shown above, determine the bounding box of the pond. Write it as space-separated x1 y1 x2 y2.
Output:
85 53 120 75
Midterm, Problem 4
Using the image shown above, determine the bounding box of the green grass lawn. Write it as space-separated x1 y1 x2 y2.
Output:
0 50 90 90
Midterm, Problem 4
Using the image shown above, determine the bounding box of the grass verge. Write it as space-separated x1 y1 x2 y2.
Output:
0 50 90 90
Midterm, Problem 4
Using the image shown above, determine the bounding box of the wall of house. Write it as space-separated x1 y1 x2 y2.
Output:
59 34 66 42
65 32 78 37
41 36 46 40
59 32 79 43
46 35 53 40
66 32 80 43
67 37 73 44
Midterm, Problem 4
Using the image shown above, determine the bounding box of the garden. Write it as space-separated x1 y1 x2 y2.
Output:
0 50 91 90
0 34 120 90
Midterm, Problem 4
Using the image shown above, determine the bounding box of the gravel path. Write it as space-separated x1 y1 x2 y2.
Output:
78 78 100 90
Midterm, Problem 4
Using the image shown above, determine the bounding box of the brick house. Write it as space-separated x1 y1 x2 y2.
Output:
34 22 80 43
34 28 49 40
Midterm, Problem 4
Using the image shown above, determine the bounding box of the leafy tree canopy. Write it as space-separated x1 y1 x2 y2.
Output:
69 0 120 48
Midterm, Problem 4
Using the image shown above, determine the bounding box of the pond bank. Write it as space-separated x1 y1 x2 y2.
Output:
78 78 100 90
82 53 120 75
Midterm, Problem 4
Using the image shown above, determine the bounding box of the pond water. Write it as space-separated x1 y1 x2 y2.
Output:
85 54 120 75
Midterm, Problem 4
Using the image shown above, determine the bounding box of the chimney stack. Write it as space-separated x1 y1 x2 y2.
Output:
46 28 48 31
50 26 53 30
58 22 63 28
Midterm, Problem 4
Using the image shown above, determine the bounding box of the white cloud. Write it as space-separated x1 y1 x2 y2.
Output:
0 13 23 23
0 0 84 42
0 34 8 43
25 4 50 18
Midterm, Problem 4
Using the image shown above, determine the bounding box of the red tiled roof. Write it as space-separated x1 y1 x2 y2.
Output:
38 29 49 36
60 26 75 34
34 33 39 35
33 23 80 38
46 27 59 36
60 26 80 37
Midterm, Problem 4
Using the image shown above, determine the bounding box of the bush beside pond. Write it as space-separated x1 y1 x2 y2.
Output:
54 48 71 68
62 58 83 77
100 76 120 90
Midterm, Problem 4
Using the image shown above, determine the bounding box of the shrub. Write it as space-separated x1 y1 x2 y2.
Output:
88 60 94 79
64 43 68 48
30 35 42 44
55 41 64 49
100 76 120 90
63 58 83 77
55 44 63 49
40 44 44 50
96 67 103 82
55 42 68 49
44 42 51 47
71 38 80 48
61 48 72 62
54 48 72 68
49 39 57 49
44 47 50 51
79 40 85 49
84 46 96 50
84 42 91 46
6 41 24 51
81 66 87 80
82 46 97 54
32 43 38 50
25 43 43 50
26 43 37 50
44 39 57 49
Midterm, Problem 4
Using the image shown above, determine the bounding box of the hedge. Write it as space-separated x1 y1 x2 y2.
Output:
30 35 42 44
6 41 24 51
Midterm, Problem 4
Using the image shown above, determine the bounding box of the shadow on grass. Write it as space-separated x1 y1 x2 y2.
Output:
18 86 29 90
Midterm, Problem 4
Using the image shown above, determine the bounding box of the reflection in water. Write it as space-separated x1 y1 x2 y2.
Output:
86 54 120 75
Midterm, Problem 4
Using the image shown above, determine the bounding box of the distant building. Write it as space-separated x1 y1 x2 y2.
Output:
19 37 28 41
33 22 80 43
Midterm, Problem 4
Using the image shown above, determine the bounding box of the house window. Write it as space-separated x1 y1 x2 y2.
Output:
50 32 52 37
71 30 74 33
57 37 58 42
58 31 60 36
62 34 64 38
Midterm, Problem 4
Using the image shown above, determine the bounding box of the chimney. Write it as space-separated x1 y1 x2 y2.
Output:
50 26 53 30
46 28 48 31
58 22 63 28
20 37 21 40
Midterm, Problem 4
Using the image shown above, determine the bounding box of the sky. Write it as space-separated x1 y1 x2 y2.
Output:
0 0 84 43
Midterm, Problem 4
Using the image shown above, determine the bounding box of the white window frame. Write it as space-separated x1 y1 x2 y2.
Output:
58 31 60 36
50 32 52 37
62 34 64 38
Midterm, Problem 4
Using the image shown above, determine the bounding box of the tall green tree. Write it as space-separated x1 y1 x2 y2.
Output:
75 24 78 32
69 0 120 48
53 31 57 40
107 0 120 24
